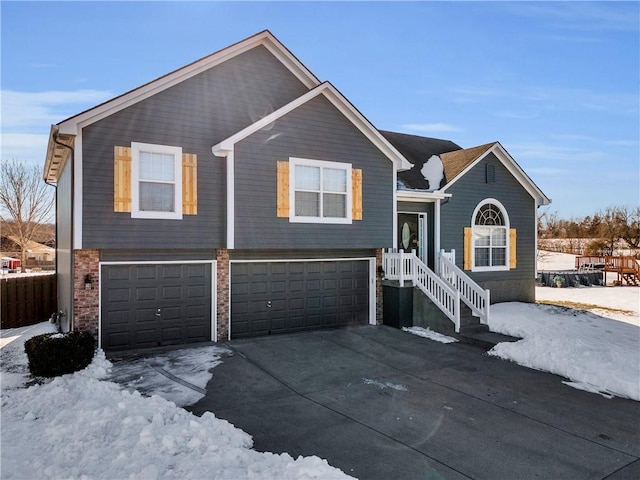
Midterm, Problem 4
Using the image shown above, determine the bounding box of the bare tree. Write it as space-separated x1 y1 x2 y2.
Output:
618 206 640 249
0 159 54 272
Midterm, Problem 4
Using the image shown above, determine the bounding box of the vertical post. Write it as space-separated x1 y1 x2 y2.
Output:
399 249 405 287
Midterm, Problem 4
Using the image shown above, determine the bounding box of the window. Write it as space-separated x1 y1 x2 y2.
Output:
472 200 509 271
289 158 352 224
131 142 182 219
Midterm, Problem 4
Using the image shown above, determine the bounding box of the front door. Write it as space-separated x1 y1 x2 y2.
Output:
398 213 426 262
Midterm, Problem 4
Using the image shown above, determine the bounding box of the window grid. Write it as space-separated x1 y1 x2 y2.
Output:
292 160 350 222
473 202 508 269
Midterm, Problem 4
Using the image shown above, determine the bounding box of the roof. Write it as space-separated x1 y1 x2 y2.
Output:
44 30 321 182
213 83 413 170
441 141 551 206
380 131 460 190
381 131 550 206
440 142 496 184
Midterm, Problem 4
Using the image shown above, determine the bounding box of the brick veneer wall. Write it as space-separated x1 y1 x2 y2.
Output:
376 248 384 325
216 249 230 341
73 249 99 334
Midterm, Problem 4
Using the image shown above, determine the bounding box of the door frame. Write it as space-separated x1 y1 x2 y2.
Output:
228 257 376 341
98 260 218 348
397 211 428 264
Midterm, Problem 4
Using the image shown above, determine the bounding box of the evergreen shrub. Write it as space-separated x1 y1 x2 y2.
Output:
24 331 96 377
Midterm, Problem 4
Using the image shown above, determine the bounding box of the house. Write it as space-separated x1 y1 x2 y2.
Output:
43 31 549 351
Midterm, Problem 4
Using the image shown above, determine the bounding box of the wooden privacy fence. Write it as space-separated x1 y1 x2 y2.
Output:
1 274 57 329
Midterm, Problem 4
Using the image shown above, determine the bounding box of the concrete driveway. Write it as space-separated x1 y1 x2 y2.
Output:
187 325 639 480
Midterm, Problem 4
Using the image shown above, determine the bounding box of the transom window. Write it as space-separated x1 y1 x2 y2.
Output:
131 142 182 219
472 200 508 271
290 157 352 224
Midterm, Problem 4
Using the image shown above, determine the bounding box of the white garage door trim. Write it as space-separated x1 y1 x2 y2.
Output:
228 257 376 341
99 260 218 348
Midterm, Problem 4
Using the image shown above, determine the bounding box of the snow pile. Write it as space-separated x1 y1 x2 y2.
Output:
402 326 458 343
0 322 58 390
488 302 640 401
0 326 353 480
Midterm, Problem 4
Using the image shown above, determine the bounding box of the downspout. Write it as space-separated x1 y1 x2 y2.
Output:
51 127 75 332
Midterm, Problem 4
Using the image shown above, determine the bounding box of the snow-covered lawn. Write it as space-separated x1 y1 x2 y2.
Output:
0 325 352 479
486 250 639 400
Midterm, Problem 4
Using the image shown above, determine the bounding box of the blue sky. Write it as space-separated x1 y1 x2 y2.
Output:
1 1 638 218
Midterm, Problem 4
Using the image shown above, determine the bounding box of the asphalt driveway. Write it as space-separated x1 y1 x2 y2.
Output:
187 325 639 480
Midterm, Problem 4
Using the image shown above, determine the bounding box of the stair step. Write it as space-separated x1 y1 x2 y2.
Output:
457 331 521 350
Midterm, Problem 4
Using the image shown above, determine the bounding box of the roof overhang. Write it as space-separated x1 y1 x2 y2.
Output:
43 125 75 183
212 82 413 170
396 189 452 202
442 142 551 207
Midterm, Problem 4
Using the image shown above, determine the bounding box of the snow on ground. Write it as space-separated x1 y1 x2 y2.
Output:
0 327 352 480
402 326 459 343
485 250 640 400
488 302 639 400
106 346 230 407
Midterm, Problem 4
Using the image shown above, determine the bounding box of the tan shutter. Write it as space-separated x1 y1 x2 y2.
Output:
509 228 517 269
352 169 363 220
276 161 290 218
114 146 131 212
182 153 197 215
463 227 472 270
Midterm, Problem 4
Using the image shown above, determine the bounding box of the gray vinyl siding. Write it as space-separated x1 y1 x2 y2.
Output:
56 160 73 331
81 46 310 249
233 95 394 249
441 153 536 302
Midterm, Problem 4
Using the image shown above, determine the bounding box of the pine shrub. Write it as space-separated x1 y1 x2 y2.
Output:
24 331 96 377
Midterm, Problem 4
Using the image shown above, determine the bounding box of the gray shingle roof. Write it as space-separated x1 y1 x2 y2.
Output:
380 131 461 190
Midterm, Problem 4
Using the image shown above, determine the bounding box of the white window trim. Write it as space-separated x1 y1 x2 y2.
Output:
131 142 183 220
471 198 509 272
289 157 352 224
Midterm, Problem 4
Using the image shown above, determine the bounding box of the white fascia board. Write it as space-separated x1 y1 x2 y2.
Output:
211 82 413 171
441 143 551 206
212 84 328 155
491 143 551 206
57 31 320 134
396 190 451 201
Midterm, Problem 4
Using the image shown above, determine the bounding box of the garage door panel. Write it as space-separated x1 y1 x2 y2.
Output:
102 263 212 351
231 260 370 339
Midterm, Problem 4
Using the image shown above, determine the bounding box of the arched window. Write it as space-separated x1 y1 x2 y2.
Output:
472 200 509 270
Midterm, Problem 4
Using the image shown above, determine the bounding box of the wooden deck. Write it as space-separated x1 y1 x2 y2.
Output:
575 256 640 286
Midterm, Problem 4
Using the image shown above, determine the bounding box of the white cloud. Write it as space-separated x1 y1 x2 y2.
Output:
508 142 607 163
402 122 463 133
1 133 49 165
1 89 112 130
0 89 112 164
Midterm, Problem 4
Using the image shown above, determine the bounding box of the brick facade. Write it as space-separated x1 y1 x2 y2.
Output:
73 249 100 335
216 248 230 341
376 248 384 325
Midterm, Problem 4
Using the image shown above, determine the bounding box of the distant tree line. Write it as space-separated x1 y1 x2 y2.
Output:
538 206 640 256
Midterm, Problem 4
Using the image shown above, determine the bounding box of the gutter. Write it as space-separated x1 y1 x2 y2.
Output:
50 126 75 332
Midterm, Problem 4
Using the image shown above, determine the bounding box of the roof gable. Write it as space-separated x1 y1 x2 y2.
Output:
441 142 551 206
56 30 320 134
213 83 413 170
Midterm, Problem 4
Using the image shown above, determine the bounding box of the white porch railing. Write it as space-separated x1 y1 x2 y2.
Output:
382 249 460 332
439 249 490 325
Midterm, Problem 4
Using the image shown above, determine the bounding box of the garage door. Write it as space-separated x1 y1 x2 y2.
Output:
231 260 370 339
101 262 213 351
